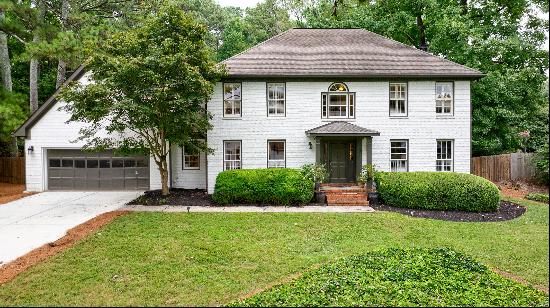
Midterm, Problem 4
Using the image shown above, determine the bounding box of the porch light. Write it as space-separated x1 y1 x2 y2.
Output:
308 142 312 149
27 145 34 154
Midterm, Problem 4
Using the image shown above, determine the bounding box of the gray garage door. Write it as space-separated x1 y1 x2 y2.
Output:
47 149 149 190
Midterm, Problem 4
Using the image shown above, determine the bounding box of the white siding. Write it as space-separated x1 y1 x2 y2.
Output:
206 80 471 193
24 74 163 192
26 78 471 194
170 146 206 189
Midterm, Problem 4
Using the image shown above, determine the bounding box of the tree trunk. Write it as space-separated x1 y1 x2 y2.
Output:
1 9 17 157
416 14 427 51
29 0 46 113
460 0 468 15
0 10 12 92
55 0 69 89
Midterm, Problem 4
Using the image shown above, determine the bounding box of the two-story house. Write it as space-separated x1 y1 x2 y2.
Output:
15 28 484 194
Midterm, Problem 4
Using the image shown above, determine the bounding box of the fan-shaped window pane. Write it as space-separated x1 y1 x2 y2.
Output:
329 83 348 92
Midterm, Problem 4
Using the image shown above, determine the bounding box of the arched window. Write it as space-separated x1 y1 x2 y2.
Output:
328 83 348 92
322 83 355 119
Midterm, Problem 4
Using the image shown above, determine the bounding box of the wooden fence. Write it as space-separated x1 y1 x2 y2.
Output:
471 152 536 182
0 157 25 184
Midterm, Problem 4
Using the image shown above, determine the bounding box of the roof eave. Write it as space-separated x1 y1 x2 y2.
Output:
222 73 485 80
306 132 381 137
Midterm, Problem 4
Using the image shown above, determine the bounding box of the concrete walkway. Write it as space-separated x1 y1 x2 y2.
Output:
0 191 142 264
124 204 375 213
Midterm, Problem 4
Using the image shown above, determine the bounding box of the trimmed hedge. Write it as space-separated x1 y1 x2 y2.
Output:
212 168 314 205
375 171 500 212
525 193 549 203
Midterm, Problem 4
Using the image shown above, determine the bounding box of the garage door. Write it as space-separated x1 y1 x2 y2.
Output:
47 149 149 190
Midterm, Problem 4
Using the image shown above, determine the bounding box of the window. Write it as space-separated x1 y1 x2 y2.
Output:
436 82 453 115
183 147 200 170
267 140 285 168
224 141 241 170
436 140 453 171
390 140 408 172
322 83 355 119
267 83 285 116
389 83 407 116
223 83 241 117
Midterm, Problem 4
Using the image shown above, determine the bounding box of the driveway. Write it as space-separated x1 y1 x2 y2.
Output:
0 191 142 264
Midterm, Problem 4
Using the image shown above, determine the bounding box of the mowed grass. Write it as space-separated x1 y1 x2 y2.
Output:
0 197 547 306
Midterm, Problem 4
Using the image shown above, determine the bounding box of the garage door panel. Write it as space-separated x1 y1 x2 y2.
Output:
47 150 149 191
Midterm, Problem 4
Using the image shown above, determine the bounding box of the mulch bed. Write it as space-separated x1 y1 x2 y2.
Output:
0 182 36 205
126 188 325 207
0 211 129 285
371 201 526 222
127 188 215 206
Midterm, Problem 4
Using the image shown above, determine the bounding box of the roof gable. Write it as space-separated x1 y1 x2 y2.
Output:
222 28 484 79
306 121 380 136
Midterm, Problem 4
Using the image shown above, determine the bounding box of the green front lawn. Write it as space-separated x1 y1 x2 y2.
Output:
0 197 548 306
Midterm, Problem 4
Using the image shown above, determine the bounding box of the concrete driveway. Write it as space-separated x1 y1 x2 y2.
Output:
0 191 142 264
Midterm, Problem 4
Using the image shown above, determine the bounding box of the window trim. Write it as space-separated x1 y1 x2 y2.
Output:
436 139 454 172
390 139 409 172
389 82 408 117
182 146 200 170
266 82 286 117
223 140 242 170
435 81 454 117
321 82 356 119
267 139 286 168
223 82 242 118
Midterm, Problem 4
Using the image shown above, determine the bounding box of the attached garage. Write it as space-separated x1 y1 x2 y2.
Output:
47 149 149 190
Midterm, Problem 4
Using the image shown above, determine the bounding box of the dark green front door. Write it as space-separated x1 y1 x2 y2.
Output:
328 142 356 182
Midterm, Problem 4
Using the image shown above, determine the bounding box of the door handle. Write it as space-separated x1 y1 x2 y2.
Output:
135 171 139 175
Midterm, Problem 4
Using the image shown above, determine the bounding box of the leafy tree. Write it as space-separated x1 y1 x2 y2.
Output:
302 0 549 156
0 88 26 156
61 4 224 195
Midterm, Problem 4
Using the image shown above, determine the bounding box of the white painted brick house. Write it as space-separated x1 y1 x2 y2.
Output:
15 29 483 194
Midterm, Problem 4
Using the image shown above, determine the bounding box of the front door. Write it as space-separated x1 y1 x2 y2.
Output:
328 142 355 182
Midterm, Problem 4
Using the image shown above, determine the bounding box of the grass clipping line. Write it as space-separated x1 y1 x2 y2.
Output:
0 211 129 285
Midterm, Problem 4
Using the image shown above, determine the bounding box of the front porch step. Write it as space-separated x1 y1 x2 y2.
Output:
320 183 370 206
322 188 366 194
327 200 370 206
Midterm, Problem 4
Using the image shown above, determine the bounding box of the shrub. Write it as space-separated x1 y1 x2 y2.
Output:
299 163 329 183
374 171 500 212
357 163 376 183
212 168 314 205
525 193 549 203
534 142 549 185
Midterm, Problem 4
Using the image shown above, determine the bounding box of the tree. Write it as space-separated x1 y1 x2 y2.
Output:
302 0 549 156
61 4 225 195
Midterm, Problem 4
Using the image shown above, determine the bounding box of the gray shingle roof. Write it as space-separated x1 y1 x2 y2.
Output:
222 28 484 79
306 121 380 136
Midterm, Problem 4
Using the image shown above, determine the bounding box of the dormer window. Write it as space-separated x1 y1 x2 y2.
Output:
322 83 355 119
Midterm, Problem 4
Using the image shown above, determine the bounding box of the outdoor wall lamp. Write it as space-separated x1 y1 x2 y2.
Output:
308 142 312 149
27 145 34 154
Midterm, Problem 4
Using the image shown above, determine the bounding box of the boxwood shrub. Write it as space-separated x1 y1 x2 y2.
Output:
374 171 500 212
212 168 314 205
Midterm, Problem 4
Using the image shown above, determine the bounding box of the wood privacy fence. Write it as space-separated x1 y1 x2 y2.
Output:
471 152 536 182
0 157 25 184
